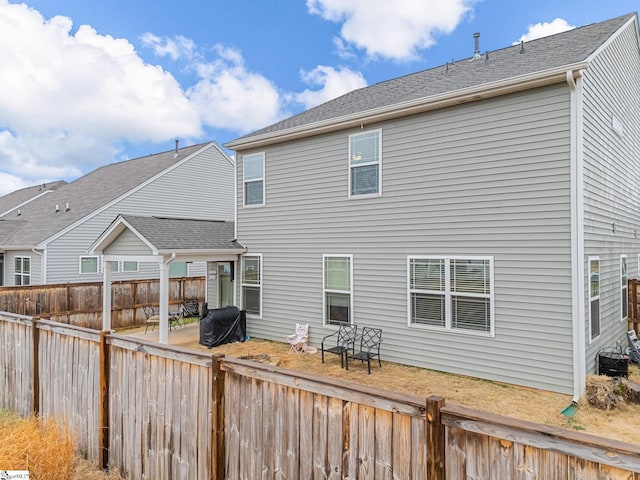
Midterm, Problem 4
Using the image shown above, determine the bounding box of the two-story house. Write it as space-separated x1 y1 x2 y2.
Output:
225 13 640 397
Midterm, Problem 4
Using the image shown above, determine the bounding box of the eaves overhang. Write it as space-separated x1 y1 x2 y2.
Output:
224 62 588 152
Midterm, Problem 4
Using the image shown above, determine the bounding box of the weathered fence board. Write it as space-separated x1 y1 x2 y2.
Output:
0 276 204 329
221 358 431 479
3 313 640 480
106 335 214 480
36 320 101 462
0 313 33 416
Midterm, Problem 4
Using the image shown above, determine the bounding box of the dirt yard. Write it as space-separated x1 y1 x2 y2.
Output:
125 323 640 446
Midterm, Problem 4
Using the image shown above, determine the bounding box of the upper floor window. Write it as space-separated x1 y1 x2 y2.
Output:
408 256 493 335
15 256 31 285
242 255 262 316
349 130 381 197
243 153 265 206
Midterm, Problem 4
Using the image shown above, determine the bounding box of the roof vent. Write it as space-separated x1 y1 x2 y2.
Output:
17 209 21 216
472 32 482 60
65 203 70 212
173 139 179 159
55 204 60 213
519 40 525 54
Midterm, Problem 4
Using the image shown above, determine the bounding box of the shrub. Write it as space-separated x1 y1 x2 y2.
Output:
0 410 75 479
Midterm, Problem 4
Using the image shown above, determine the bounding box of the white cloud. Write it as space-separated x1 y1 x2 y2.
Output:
140 33 197 61
187 45 286 133
294 66 367 109
515 18 575 43
307 0 474 60
0 1 201 189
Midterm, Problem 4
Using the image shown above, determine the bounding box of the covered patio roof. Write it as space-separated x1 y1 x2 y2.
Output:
89 214 246 343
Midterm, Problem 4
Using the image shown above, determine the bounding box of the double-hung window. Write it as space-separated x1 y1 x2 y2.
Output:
242 255 262 316
243 153 265 206
621 255 628 321
589 257 600 340
349 130 381 197
15 256 31 285
323 255 352 325
408 256 493 335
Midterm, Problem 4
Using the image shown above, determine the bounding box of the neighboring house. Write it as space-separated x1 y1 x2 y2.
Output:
0 181 67 285
225 13 640 397
0 141 235 287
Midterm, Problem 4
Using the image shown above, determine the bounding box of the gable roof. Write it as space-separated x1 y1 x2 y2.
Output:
0 181 67 217
91 214 245 255
0 142 212 248
225 13 637 150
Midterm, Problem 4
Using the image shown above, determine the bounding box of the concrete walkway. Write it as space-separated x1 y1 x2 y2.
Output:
126 320 201 347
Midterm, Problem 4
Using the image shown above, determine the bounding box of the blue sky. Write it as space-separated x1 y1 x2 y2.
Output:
0 0 637 196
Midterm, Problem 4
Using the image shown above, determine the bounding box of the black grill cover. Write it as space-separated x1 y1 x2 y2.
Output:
199 305 246 348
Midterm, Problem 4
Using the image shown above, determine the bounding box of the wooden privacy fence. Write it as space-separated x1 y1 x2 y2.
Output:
1 312 640 479
0 276 205 330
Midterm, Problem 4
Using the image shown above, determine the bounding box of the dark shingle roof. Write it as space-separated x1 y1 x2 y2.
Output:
226 13 636 149
120 215 243 252
0 181 67 216
0 143 210 247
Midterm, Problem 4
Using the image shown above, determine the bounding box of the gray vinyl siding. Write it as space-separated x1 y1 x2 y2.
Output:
44 145 235 284
582 20 640 372
3 250 42 286
237 84 575 394
104 229 153 255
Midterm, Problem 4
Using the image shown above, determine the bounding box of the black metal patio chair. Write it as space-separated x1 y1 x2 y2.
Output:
321 323 358 368
346 326 382 374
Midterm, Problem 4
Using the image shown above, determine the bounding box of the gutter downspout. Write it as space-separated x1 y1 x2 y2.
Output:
568 69 587 403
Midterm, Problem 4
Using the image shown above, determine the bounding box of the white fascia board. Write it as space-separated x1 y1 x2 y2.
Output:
37 142 217 249
103 254 163 263
224 63 588 151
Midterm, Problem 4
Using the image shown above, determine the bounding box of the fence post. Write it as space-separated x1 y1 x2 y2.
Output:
427 395 445 480
31 319 39 416
211 354 225 480
98 331 110 469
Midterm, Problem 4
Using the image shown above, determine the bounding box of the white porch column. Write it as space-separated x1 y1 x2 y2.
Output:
102 260 112 331
158 255 174 344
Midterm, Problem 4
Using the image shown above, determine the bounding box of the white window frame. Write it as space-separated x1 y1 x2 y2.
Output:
15 256 31 285
407 255 495 336
241 254 262 317
243 152 265 207
80 255 100 274
323 254 353 326
122 261 139 273
621 255 628 321
348 129 382 198
588 257 600 341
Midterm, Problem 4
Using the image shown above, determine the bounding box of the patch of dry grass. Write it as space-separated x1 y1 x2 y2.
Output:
0 411 74 479
0 411 125 480
121 323 640 445
183 335 640 445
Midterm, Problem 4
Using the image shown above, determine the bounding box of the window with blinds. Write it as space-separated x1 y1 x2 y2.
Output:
349 130 381 197
409 256 493 334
